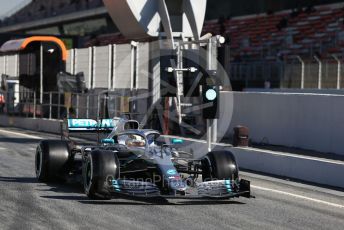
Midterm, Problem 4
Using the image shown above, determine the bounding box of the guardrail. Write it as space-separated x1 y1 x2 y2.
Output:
0 89 145 122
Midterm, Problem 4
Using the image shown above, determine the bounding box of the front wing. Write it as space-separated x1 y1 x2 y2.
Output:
107 179 252 199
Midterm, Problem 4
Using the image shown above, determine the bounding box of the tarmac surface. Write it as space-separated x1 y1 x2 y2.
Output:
0 127 343 230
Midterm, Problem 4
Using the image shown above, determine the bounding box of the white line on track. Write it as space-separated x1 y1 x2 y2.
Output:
252 185 344 209
237 147 344 165
0 129 42 140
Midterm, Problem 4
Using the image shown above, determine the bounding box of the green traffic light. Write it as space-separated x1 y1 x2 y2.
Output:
205 89 217 101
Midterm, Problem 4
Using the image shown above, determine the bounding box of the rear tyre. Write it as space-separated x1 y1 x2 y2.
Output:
201 151 239 181
83 150 120 200
35 140 70 182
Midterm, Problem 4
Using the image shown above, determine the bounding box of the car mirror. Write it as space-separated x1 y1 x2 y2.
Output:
101 138 115 144
171 138 184 144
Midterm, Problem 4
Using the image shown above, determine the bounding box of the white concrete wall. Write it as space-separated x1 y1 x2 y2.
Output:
232 147 344 189
0 115 61 134
93 46 111 89
0 56 5 75
75 48 92 89
114 44 132 89
5 54 19 77
136 42 149 89
163 137 344 189
224 92 344 155
66 50 73 74
64 43 151 90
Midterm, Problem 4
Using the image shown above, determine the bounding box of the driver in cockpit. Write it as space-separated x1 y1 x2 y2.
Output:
125 134 145 147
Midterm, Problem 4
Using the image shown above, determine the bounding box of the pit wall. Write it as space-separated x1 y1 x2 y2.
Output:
0 115 61 134
1 91 343 156
225 92 344 155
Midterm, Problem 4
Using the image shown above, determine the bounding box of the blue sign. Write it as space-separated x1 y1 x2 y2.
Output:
100 119 114 128
68 119 114 130
68 119 97 128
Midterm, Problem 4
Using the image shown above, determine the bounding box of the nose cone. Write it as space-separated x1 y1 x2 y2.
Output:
168 177 187 192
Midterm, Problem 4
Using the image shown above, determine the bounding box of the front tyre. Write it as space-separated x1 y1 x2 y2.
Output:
201 151 239 181
35 140 70 182
83 150 120 200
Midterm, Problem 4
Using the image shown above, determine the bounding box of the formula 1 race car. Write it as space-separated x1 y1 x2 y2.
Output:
35 118 251 200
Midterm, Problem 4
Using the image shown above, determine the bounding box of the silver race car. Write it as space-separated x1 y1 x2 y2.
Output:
35 118 251 200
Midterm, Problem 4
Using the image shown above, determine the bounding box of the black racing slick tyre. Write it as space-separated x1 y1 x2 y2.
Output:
35 140 71 182
201 151 239 181
83 150 120 200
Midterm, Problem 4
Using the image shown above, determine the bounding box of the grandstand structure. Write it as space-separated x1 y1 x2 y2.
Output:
204 3 344 60
1 0 103 27
203 3 344 89
87 3 344 57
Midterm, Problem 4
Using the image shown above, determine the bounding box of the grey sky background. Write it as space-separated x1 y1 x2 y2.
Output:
0 0 31 19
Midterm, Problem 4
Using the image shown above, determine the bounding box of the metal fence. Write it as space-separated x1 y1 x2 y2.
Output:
229 58 343 89
1 89 148 123
230 61 284 88
0 42 150 93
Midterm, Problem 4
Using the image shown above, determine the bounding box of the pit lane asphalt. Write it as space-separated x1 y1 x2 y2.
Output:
0 128 343 230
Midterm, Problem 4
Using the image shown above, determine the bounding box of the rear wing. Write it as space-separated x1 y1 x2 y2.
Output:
61 119 115 139
61 118 140 140
67 119 114 132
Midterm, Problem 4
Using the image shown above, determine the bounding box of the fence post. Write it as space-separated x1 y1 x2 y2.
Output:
296 56 305 89
49 92 52 119
130 42 135 90
33 91 36 119
26 93 29 118
332 55 341 89
314 55 322 89
102 94 105 119
66 106 69 119
57 92 61 120
86 95 89 119
40 43 44 104
108 44 113 90
97 94 100 120
112 45 116 90
88 47 93 89
93 46 96 89
76 94 79 118
71 49 75 75
206 38 212 151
